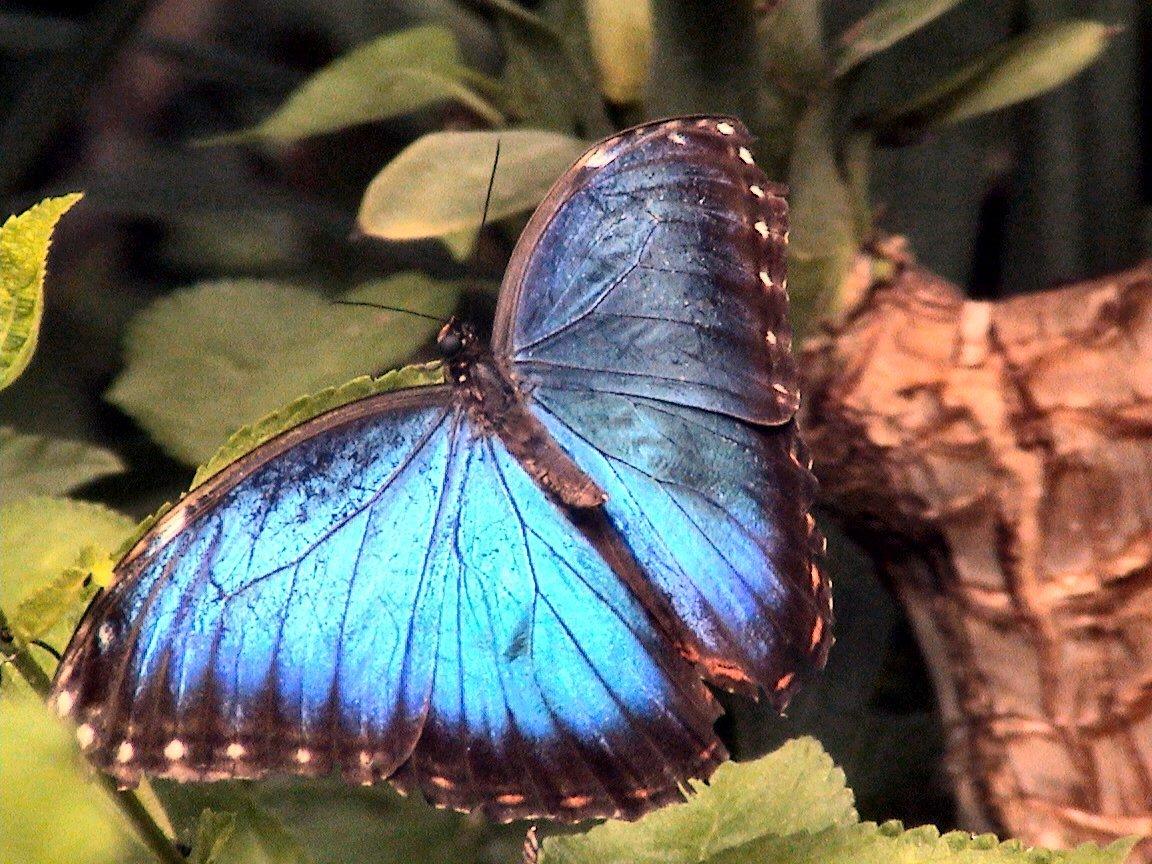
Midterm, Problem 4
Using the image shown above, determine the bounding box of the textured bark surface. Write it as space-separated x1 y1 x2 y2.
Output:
801 242 1152 856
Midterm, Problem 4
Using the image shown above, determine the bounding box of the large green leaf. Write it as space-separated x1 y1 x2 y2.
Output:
107 275 458 466
542 738 855 864
163 788 310 864
542 739 1130 864
869 19 1115 144
358 129 586 242
832 0 967 77
0 695 130 864
206 25 503 144
0 193 82 390
712 822 1134 864
786 96 858 336
0 496 133 651
0 427 124 506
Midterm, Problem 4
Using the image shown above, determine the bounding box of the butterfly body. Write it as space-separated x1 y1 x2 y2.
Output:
439 319 605 509
51 116 831 823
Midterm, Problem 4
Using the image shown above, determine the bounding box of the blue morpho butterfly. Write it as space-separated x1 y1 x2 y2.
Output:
51 116 831 823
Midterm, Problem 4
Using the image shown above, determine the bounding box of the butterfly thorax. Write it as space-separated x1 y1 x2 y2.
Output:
437 319 605 509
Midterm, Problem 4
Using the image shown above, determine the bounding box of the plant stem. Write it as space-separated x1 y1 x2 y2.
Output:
0 607 186 864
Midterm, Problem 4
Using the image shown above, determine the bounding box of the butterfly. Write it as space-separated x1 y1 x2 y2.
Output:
50 116 831 823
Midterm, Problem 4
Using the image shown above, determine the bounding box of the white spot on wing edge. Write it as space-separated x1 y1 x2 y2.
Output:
226 742 245 760
54 690 76 717
164 739 186 761
754 220 770 238
759 270 773 289
668 132 687 145
295 747 312 765
716 121 735 135
116 741 134 763
749 184 765 198
738 147 754 164
76 723 96 749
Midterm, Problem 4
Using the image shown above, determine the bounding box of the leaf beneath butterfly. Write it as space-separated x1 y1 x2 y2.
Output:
193 362 443 487
832 0 967 77
202 25 503 144
157 786 310 864
541 738 855 864
711 821 1134 864
0 496 133 651
0 695 129 863
0 427 124 506
357 128 587 242
868 20 1115 145
106 274 458 466
542 737 1130 864
0 193 82 391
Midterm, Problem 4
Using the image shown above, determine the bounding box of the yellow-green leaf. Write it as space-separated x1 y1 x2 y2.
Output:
0 695 129 864
870 20 1115 143
0 497 133 651
0 193 82 390
542 738 855 864
204 25 502 145
191 810 238 864
0 427 124 506
358 129 586 242
107 275 457 466
832 0 966 77
582 0 652 103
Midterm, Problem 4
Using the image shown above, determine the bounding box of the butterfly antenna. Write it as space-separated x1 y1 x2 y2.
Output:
462 139 501 325
331 300 444 323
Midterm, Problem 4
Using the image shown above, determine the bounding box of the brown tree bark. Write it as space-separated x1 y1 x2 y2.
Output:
801 239 1152 857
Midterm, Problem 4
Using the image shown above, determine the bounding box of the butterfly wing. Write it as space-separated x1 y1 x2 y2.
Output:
493 116 796 425
51 386 722 821
497 117 830 699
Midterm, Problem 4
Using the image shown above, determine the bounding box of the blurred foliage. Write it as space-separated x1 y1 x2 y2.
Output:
0 0 1140 863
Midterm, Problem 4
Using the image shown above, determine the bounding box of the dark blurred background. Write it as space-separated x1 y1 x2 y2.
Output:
0 0 1148 833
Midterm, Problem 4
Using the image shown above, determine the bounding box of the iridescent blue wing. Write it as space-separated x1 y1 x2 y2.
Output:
51 387 722 821
497 117 830 700
494 116 796 424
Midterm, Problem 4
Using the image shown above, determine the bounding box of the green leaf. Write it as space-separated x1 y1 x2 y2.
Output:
107 275 458 466
0 694 129 864
0 193 82 391
542 738 856 864
582 0 652 103
440 228 478 262
0 497 133 650
832 0 966 77
869 19 1116 144
192 362 443 487
711 821 1134 864
191 810 238 864
0 427 124 506
358 129 586 242
786 96 858 337
169 788 310 864
204 25 503 144
491 0 612 135
541 739 1129 864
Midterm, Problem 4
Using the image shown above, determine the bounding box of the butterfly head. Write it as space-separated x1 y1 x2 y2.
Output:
436 317 477 359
